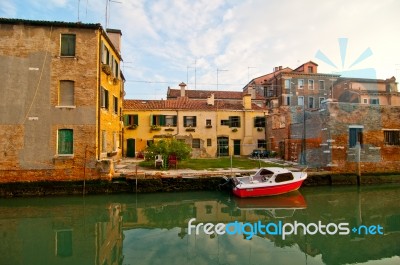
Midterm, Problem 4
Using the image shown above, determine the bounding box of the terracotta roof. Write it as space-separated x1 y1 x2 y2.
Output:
124 97 266 111
167 89 265 100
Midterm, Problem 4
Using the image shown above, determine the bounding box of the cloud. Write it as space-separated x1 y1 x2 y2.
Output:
0 1 17 17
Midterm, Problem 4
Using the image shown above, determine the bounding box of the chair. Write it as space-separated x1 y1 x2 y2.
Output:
168 154 178 169
155 155 163 168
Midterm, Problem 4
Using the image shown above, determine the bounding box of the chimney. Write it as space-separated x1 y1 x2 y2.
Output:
273 67 279 72
179 82 187 97
207 93 215 106
106 29 122 54
248 87 256 99
243 94 252 110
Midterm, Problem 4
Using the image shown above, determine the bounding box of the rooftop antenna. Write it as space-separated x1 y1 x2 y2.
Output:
77 0 80 22
105 0 122 29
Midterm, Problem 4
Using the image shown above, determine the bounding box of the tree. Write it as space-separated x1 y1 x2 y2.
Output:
145 138 191 161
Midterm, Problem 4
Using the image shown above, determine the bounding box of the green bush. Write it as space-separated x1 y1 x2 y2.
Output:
145 139 191 161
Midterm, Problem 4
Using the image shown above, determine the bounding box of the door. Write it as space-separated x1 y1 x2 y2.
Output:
217 137 229 156
233 140 241 156
127 138 136 157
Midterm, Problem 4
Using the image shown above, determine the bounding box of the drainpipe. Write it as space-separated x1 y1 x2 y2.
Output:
97 28 102 160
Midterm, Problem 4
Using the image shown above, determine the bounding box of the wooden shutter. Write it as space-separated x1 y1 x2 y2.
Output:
133 114 139 125
123 115 129 126
159 115 166 126
58 129 73 154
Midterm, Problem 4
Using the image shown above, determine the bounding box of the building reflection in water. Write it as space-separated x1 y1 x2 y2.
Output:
0 185 399 265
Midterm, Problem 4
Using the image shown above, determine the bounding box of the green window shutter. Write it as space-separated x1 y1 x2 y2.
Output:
133 114 139 125
193 116 197 127
58 129 73 154
123 115 129 126
61 34 76 56
173 116 177 126
159 115 166 126
183 116 187 127
150 114 153 125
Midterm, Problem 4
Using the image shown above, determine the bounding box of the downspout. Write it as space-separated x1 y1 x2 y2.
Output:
97 28 102 160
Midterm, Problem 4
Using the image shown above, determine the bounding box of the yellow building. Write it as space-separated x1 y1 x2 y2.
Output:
123 88 267 158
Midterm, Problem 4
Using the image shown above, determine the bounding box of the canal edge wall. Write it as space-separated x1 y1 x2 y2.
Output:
0 172 399 197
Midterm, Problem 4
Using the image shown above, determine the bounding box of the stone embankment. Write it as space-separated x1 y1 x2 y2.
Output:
0 158 399 197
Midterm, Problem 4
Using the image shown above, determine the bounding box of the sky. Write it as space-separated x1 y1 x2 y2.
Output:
1 0 400 99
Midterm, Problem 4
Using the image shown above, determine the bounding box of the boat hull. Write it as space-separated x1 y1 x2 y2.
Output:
232 179 305 198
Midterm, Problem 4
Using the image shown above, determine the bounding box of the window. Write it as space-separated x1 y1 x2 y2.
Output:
298 79 304 89
275 173 294 183
258 139 266 149
221 116 241 127
60 34 76 56
58 129 73 155
124 114 138 126
384 130 400 145
113 96 118 114
363 98 368 104
113 132 118 151
298 96 304 106
230 116 241 127
308 79 314 90
283 95 291 106
101 42 109 64
254 117 266 127
113 58 119 78
207 139 212 146
192 138 200 148
206 119 212 126
319 80 325 90
284 79 291 89
56 230 73 257
150 115 177 126
319 97 325 107
59 81 74 106
370 98 380 105
349 127 363 148
307 66 314 73
184 116 197 127
309 97 315 108
165 115 177 126
101 87 109 109
102 130 107 152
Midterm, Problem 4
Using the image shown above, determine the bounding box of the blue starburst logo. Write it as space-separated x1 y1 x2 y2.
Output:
315 38 376 79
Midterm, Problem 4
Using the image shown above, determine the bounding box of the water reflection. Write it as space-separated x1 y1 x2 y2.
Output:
0 185 399 265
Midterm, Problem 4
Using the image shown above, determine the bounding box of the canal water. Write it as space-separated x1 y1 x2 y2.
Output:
0 185 399 265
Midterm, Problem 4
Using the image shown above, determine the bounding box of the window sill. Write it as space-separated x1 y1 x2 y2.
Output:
56 105 76 109
54 154 74 159
59 55 77 59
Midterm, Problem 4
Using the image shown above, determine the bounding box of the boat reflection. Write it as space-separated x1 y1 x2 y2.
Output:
233 190 307 218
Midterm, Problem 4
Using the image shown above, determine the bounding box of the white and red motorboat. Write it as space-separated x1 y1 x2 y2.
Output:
231 167 307 198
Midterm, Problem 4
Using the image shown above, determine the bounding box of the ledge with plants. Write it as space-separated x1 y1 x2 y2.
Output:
150 125 161 131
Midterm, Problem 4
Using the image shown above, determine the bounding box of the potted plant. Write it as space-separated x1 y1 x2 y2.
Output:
257 127 263 132
231 127 238 132
185 126 195 132
151 125 161 131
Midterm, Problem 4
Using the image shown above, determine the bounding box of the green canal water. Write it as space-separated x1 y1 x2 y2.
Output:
0 185 399 265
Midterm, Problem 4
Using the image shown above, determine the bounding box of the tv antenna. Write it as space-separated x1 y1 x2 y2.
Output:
105 0 122 29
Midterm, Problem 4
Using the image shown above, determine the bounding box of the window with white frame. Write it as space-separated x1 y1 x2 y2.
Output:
319 97 325 107
308 79 314 90
284 79 291 89
283 95 291 106
362 98 368 104
298 96 304 106
319 80 325 90
101 87 109 109
298 79 304 89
